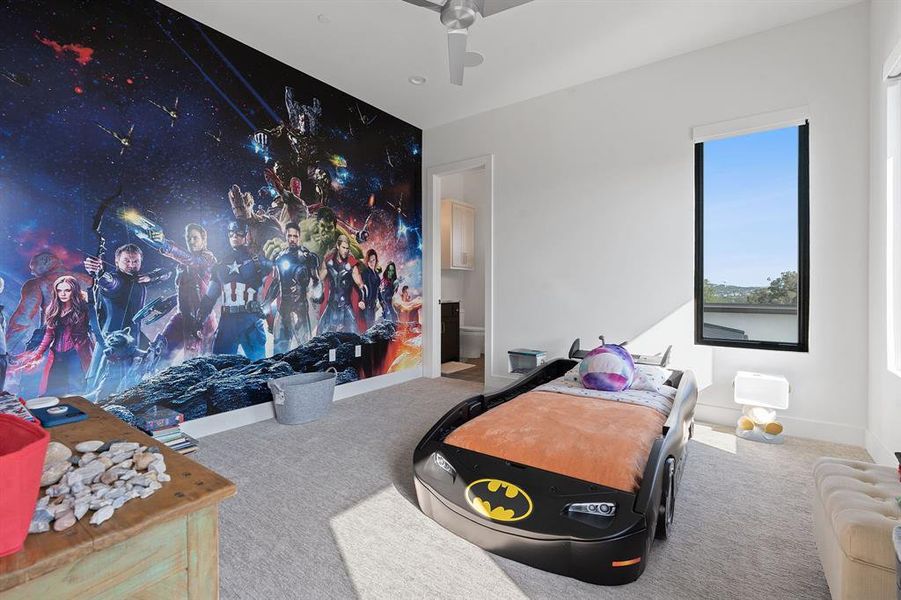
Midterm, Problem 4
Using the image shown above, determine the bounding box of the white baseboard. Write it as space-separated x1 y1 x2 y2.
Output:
694 402 865 447
181 399 276 439
182 366 423 439
865 428 896 466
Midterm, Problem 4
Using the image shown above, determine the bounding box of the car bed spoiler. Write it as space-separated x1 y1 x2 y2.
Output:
568 337 672 368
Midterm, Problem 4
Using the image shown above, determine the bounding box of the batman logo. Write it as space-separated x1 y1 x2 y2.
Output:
464 479 533 522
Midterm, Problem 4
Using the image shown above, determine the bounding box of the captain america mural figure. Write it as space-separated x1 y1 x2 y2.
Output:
194 221 272 360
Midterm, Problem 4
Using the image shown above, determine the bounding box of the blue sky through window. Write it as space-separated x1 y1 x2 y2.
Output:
703 126 798 287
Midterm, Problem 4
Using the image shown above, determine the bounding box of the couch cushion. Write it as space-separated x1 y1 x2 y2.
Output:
814 458 901 571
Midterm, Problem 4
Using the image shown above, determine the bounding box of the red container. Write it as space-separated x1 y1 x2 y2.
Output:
0 414 50 557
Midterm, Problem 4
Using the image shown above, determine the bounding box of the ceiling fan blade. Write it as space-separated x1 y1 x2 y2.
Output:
401 0 445 12
447 28 468 85
479 0 533 18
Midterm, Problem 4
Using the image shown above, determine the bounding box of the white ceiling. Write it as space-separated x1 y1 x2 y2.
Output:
159 0 859 130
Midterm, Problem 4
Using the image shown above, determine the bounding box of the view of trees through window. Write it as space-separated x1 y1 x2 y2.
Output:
702 270 799 305
696 123 807 349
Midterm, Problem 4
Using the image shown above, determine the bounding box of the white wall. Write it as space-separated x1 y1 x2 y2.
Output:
440 169 487 328
868 0 901 465
424 4 871 444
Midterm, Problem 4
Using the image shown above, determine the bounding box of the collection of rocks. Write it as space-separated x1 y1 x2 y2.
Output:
29 440 170 534
100 323 402 422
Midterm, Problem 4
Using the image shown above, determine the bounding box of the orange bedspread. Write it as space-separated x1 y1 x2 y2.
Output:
444 390 666 493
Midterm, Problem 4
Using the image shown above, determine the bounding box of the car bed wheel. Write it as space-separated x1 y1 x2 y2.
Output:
655 457 676 540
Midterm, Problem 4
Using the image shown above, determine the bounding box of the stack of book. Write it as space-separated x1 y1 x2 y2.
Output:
135 407 198 455
0 394 36 423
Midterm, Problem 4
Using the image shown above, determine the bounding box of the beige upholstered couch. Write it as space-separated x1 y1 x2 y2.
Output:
813 458 901 600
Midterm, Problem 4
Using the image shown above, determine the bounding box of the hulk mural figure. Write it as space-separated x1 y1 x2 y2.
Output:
264 207 362 262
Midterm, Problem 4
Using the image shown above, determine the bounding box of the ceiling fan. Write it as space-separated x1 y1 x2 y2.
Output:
402 0 534 85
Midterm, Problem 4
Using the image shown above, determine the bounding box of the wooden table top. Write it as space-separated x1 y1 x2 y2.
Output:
0 397 236 591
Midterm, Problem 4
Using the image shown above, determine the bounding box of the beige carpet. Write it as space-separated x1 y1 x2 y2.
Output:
191 377 870 600
440 361 476 374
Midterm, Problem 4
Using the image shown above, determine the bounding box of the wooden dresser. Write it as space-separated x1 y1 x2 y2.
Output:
0 398 236 599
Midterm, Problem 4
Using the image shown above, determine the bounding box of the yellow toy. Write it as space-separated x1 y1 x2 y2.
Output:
736 406 784 443
733 372 789 444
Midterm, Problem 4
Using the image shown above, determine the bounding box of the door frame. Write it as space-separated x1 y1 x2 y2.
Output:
423 154 494 384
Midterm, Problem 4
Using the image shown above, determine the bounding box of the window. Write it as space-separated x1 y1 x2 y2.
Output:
694 122 809 351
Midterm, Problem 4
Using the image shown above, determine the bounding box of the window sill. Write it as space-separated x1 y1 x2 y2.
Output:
695 338 809 353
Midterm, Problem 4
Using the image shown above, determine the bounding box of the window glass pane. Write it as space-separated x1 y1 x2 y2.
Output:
701 126 800 345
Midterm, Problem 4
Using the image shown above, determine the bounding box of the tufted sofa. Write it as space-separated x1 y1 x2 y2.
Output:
812 457 901 600
895 526 901 599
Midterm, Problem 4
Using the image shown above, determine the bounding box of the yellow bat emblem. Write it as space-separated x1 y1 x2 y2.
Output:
464 479 533 522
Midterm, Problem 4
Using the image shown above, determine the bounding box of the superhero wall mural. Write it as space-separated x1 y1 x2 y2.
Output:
0 0 423 422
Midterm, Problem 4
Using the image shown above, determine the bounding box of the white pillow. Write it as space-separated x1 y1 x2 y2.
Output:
563 365 581 383
629 365 670 393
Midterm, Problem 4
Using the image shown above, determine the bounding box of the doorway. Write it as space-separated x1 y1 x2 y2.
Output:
423 155 493 387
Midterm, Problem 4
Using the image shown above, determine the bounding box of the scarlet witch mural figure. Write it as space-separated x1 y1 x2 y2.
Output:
19 276 95 396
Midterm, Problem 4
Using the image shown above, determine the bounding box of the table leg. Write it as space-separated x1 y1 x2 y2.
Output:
187 505 220 600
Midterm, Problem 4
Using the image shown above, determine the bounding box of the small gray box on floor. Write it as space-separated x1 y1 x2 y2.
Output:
268 372 337 425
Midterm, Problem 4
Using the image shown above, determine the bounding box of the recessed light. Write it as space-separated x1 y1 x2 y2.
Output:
408 75 427 86
317 14 330 24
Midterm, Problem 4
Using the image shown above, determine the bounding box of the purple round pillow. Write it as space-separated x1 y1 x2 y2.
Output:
579 344 635 392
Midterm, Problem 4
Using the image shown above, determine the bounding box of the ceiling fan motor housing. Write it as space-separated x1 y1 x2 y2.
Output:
440 0 479 30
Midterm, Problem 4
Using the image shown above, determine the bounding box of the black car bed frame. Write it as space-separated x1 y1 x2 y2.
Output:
413 342 698 585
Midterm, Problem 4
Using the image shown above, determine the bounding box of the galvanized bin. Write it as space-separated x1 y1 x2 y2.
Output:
268 371 337 425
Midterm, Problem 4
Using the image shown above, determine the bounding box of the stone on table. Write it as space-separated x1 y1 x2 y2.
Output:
75 440 104 453
90 505 114 526
40 461 70 487
43 442 71 469
53 510 76 532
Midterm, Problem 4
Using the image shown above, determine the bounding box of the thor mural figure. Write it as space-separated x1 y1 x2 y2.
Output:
317 234 366 334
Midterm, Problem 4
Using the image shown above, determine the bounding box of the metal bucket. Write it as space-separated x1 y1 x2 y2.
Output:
267 371 337 425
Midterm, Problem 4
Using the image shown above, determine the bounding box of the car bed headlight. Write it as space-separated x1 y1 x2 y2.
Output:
426 451 457 483
566 502 616 517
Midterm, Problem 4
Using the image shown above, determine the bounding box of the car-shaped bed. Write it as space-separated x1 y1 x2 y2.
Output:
413 351 698 585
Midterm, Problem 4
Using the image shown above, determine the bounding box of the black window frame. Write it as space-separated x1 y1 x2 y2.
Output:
694 121 810 352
